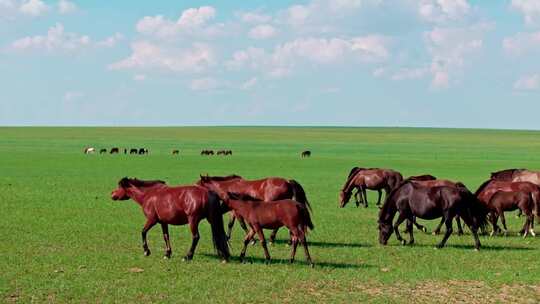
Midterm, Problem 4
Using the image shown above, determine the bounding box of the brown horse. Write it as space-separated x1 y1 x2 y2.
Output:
224 192 314 267
301 151 311 158
340 167 403 208
196 175 310 243
110 177 230 261
488 191 538 237
378 181 488 250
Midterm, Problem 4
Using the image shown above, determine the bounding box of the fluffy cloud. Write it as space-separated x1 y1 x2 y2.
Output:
514 74 540 90
239 11 272 23
58 0 76 14
248 24 277 39
19 0 48 16
417 0 471 23
135 6 223 40
11 23 122 52
424 23 490 88
511 0 540 26
109 41 215 73
503 31 540 55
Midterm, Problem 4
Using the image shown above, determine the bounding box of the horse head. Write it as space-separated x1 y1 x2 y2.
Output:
111 177 131 200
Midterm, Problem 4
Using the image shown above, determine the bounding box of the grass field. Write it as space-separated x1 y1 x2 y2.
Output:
3 127 540 303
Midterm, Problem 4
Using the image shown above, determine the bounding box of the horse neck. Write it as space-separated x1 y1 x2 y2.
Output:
379 192 397 223
342 174 357 195
126 185 156 206
226 199 251 218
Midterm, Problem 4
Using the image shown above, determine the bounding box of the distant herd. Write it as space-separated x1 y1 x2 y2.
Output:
108 159 540 267
85 146 312 157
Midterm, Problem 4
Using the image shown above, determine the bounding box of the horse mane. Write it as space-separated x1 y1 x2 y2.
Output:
474 179 493 196
120 177 166 188
342 167 367 191
227 192 262 201
490 168 525 180
202 174 243 182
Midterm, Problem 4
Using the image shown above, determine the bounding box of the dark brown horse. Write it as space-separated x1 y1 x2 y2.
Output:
110 177 229 261
488 191 538 237
378 181 488 250
340 167 403 208
224 192 314 267
110 147 119 154
196 175 310 243
301 151 311 158
172 149 180 155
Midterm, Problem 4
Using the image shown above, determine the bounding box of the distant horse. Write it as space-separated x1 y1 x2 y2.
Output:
301 151 311 158
130 148 138 155
138 148 148 155
110 177 229 261
224 192 314 267
217 150 226 155
201 150 214 156
378 181 488 250
124 148 127 154
340 167 403 208
488 191 538 237
172 150 180 155
99 149 107 154
110 147 119 154
196 175 310 243
84 147 95 154
225 150 232 155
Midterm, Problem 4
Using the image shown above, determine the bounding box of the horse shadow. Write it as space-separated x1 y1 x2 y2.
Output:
270 239 372 249
200 254 372 269
391 243 534 251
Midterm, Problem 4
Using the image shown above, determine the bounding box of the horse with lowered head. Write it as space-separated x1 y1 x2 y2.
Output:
110 177 229 262
340 167 403 208
378 180 488 250
196 174 310 243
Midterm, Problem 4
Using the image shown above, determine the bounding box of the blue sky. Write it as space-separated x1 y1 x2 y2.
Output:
2 0 540 128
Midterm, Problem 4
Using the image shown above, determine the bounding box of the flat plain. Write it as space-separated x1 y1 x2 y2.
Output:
2 127 540 303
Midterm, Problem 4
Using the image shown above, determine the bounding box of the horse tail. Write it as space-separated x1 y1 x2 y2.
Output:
298 204 314 232
289 179 311 212
464 190 489 232
206 191 230 261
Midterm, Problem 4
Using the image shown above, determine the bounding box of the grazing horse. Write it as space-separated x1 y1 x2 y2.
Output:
196 175 310 243
224 192 314 267
378 181 488 250
110 177 229 261
225 150 233 155
217 150 225 155
84 147 95 154
110 147 119 154
488 191 538 237
491 168 540 187
172 150 180 155
130 148 138 154
201 150 214 156
301 151 311 158
339 167 403 208
99 148 107 154
138 148 148 155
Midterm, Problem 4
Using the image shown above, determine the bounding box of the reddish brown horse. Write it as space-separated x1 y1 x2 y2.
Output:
224 192 314 267
488 191 538 237
196 175 310 243
340 167 403 208
111 177 230 261
490 168 540 185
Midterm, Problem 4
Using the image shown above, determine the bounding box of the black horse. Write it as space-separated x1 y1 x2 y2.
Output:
378 181 488 250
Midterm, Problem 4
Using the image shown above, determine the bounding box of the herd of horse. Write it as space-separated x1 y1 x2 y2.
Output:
84 147 149 155
109 167 540 267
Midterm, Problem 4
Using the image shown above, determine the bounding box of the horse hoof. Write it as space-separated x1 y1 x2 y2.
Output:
182 256 193 262
432 231 438 236
221 259 228 264
309 263 315 268
474 248 480 252
401 240 407 246
422 227 428 233
144 250 151 256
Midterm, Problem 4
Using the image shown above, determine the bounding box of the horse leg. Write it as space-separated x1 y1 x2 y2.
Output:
141 218 157 256
406 218 415 245
300 233 314 267
500 212 508 236
376 189 382 206
470 225 481 251
489 211 499 237
456 217 464 235
183 219 201 261
161 223 172 259
436 215 454 249
433 218 444 235
362 187 369 208
289 236 299 264
254 226 271 264
528 214 536 237
269 228 279 245
238 217 255 245
393 213 408 245
226 213 236 240
239 229 256 263
354 189 361 207
413 218 427 233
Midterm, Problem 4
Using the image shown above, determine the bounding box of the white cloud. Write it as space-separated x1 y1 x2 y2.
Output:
96 33 124 48
19 0 49 16
503 31 540 55
190 77 220 91
109 41 215 73
12 23 90 52
133 74 146 81
241 77 257 90
248 24 277 39
511 0 540 26
514 74 540 90
239 11 272 23
58 0 76 14
135 6 222 40
64 91 84 101
286 5 311 26
417 0 471 23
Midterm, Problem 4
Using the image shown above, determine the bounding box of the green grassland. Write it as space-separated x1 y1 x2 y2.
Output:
2 127 540 303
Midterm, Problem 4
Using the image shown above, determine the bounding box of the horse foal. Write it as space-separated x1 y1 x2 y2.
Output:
488 191 538 237
224 193 314 267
